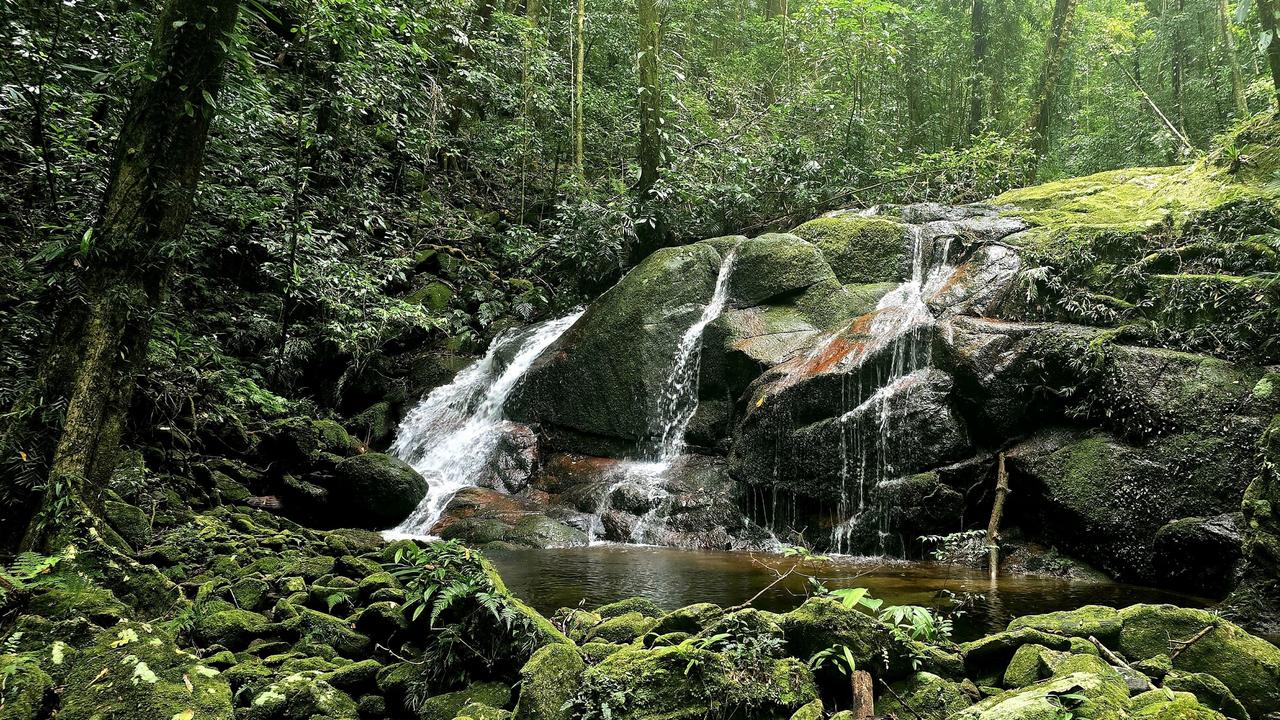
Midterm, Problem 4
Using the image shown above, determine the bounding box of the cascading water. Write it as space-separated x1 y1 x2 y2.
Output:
828 224 957 553
589 246 741 543
389 311 583 537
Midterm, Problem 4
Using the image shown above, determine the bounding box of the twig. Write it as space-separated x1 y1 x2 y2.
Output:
1169 623 1218 661
878 677 927 720
1088 635 1133 671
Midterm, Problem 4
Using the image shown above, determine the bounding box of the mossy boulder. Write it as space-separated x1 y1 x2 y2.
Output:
281 606 372 658
650 603 724 635
789 699 824 720
514 644 585 720
103 500 153 549
594 596 664 619
575 644 818 720
792 214 907 284
1116 605 1280 718
419 682 512 720
59 621 234 720
584 612 657 644
1001 644 1069 689
325 453 428 530
781 597 959 681
243 670 359 720
952 655 1130 720
959 628 1074 679
1131 691 1229 720
508 242 726 447
1163 671 1250 720
876 672 973 720
262 417 358 466
726 233 836 307
1008 606 1124 645
28 584 129 625
194 608 273 650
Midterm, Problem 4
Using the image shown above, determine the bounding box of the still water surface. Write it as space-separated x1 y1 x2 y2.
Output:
488 545 1209 642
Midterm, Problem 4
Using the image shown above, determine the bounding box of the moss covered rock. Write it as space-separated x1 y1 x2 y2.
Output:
59 621 234 720
0 655 53 720
1116 605 1280 718
514 643 585 720
419 682 512 720
781 597 959 681
576 644 817 720
243 670 358 720
584 612 657 644
326 453 428 530
792 214 907 284
194 608 273 650
1008 606 1124 645
877 671 973 720
952 655 1130 720
593 596 664 620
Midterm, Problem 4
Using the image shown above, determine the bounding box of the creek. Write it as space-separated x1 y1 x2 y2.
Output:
488 545 1207 642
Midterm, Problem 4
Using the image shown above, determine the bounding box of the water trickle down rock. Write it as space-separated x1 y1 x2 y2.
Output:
589 245 742 544
732 205 1027 554
388 311 584 536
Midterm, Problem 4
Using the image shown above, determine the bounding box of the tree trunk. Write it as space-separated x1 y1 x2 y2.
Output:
573 0 585 176
632 0 664 261
1220 0 1248 115
1027 0 1081 172
1169 0 1188 135
21 0 240 551
969 0 989 137
1258 0 1280 109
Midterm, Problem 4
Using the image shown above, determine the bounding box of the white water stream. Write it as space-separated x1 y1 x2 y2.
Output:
388 311 583 537
828 225 956 553
589 245 741 543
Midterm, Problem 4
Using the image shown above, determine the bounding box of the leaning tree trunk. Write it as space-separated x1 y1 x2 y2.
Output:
1027 0 1081 173
21 0 241 551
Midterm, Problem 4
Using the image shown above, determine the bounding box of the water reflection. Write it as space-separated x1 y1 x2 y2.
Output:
488 545 1209 641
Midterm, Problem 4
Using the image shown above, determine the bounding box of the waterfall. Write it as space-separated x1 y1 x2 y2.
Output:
388 311 583 536
648 245 740 464
829 225 956 553
589 245 741 543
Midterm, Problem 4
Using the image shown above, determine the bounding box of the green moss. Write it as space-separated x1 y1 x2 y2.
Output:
0 655 53 720
1117 604 1280 718
419 682 513 720
789 698 824 720
459 701 515 720
584 612 657 644
194 608 272 650
593 596 664 619
103 500 153 549
952 660 1129 720
876 672 972 720
650 603 724 635
282 606 372 658
1008 606 1123 644
243 671 358 720
783 597 955 681
407 277 454 310
724 233 836 307
28 584 129 625
514 644 585 720
792 215 906 284
58 621 234 720
1163 671 1249 720
1001 645 1062 689
575 644 817 720
1131 692 1229 720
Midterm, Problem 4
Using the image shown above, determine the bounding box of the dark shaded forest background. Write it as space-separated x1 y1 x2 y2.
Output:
0 0 1270 545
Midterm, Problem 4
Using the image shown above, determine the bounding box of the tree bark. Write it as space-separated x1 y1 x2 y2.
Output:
631 0 665 261
1027 0 1081 169
21 0 240 550
1220 0 1248 115
573 0 585 176
969 0 989 137
1258 0 1280 109
986 452 1010 582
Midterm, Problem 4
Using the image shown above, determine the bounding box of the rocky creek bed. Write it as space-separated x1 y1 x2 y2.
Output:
1 504 1277 720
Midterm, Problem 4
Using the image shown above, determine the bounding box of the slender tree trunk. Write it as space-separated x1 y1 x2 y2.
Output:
1169 0 1188 135
1219 0 1248 115
22 0 240 551
1258 0 1280 108
573 0 585 176
969 0 989 137
1027 0 1081 172
632 0 664 261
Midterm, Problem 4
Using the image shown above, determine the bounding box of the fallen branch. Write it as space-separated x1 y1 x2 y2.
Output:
1169 623 1218 661
1088 635 1133 671
878 677 926 720
985 452 1010 582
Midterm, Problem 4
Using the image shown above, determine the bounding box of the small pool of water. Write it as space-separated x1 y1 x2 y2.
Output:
488 545 1210 642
